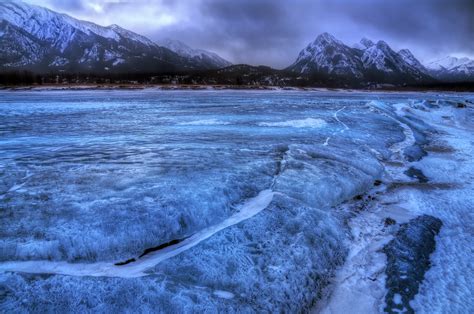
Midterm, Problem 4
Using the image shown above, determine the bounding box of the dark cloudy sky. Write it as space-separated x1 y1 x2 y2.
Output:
25 0 474 68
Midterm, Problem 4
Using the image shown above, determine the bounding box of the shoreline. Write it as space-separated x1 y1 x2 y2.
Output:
317 98 473 313
1 84 474 93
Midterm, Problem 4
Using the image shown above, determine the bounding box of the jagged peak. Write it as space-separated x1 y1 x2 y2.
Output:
398 48 413 55
425 55 474 71
360 37 375 49
397 49 427 72
0 0 231 71
313 32 341 45
375 40 391 49
398 49 419 62
318 32 337 40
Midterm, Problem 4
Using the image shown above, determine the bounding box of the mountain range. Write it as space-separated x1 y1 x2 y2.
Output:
287 33 433 85
0 1 230 73
425 56 474 82
0 1 472 85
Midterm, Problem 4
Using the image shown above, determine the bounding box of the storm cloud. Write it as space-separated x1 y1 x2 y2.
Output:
24 0 474 68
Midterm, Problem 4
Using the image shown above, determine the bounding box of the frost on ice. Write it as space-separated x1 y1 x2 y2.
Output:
0 90 473 312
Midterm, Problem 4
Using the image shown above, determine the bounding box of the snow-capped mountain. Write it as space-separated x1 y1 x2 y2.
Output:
360 40 430 82
158 39 231 69
287 33 364 79
424 56 474 82
0 1 229 73
398 49 428 72
288 33 432 85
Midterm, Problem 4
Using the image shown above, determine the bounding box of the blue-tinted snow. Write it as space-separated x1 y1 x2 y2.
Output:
0 90 472 312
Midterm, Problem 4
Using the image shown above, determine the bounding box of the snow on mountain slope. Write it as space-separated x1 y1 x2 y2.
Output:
360 38 375 49
0 1 228 72
352 38 374 50
288 34 432 85
424 56 474 81
425 56 471 71
361 41 429 81
398 49 428 73
0 19 46 67
287 33 364 79
362 41 396 71
159 38 231 69
107 24 156 47
1 1 120 51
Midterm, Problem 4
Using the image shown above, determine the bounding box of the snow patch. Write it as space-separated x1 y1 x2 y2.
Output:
258 118 327 128
213 290 235 299
178 119 230 126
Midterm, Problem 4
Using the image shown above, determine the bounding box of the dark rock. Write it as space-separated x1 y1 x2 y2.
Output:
139 236 189 258
403 145 427 162
384 217 397 226
374 180 382 186
404 167 429 183
383 215 442 313
115 258 136 266
456 102 466 108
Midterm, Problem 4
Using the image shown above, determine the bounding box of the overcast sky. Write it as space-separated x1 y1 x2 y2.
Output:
24 0 474 68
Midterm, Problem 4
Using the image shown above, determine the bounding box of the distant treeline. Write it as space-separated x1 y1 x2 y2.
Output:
0 69 305 87
405 81 474 92
1 70 473 91
0 71 188 85
0 71 43 85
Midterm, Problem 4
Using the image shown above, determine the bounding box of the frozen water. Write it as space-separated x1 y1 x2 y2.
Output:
177 118 231 126
0 90 473 312
258 117 327 128
0 189 274 278
0 90 390 263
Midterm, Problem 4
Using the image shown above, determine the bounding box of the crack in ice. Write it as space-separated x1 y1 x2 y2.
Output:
0 190 274 278
323 106 349 146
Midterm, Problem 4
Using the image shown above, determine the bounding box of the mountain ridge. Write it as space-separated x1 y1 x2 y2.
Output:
425 56 474 82
287 34 433 85
0 1 230 73
157 38 231 69
0 1 472 85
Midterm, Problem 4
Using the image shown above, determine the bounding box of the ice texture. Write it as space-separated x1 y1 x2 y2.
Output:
383 215 442 313
320 95 474 314
0 90 473 312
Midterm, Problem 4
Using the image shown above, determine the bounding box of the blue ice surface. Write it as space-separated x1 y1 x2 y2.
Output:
0 89 469 311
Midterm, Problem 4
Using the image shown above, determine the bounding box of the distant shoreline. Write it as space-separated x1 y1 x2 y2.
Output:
1 84 473 93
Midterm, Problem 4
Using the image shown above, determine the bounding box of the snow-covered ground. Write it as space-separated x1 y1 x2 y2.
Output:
0 90 472 312
318 96 474 313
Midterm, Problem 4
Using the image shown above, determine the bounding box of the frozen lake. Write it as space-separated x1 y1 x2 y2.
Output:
0 90 473 312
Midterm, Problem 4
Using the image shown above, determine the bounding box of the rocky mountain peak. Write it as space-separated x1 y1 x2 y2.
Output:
0 0 230 72
288 32 432 85
360 38 375 49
